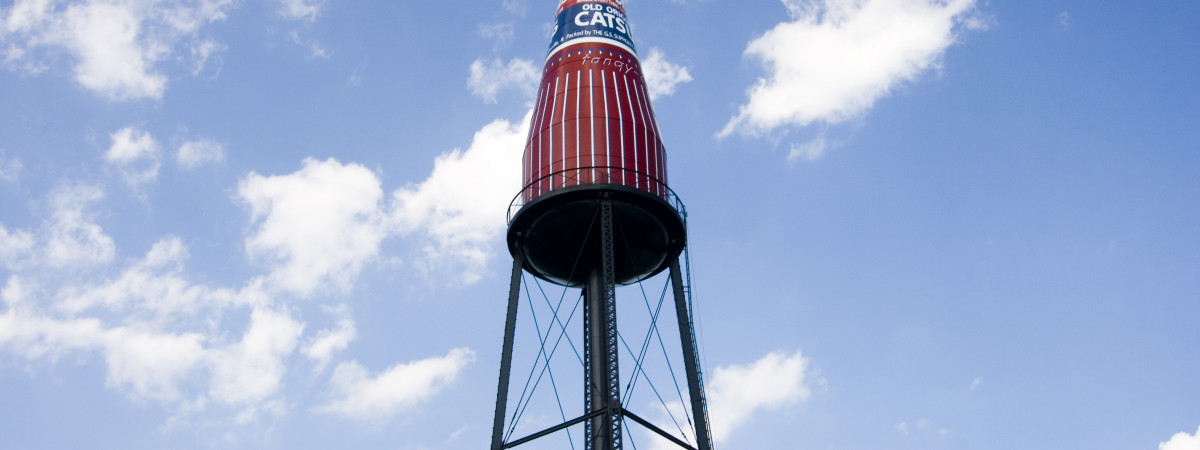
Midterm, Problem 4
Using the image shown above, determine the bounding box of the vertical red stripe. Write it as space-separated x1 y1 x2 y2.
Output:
611 71 626 187
623 75 639 189
559 72 568 188
588 69 596 184
601 69 611 184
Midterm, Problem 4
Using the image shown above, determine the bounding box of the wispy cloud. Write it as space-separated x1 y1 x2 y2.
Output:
177 139 225 169
316 348 475 423
467 58 540 103
970 377 984 391
502 0 529 16
897 418 951 438
478 22 516 49
788 134 834 162
0 225 35 268
0 150 21 182
276 0 325 22
287 30 330 59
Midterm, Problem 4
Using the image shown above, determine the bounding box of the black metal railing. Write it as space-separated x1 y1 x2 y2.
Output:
507 166 687 226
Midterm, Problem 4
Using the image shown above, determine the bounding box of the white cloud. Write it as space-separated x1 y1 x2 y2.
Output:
276 0 324 21
302 304 357 373
102 326 206 402
317 348 475 422
43 183 116 268
0 273 205 405
239 158 388 296
720 0 982 138
641 48 693 100
0 231 306 416
66 2 166 99
640 350 815 449
208 306 304 408
1161 427 1200 450
707 350 813 442
0 170 476 431
389 114 529 283
467 58 539 103
237 115 529 289
0 284 108 362
55 236 247 319
0 115 533 433
0 0 236 100
106 126 162 187
106 126 160 161
0 282 295 411
176 138 225 169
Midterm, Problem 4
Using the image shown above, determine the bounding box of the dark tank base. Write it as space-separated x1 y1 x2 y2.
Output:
507 185 686 287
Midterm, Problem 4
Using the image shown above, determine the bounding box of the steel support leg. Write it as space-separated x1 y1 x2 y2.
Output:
586 199 622 450
670 258 714 450
491 254 525 450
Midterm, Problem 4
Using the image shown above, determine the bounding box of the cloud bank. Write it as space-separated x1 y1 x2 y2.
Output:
0 0 238 100
0 113 529 428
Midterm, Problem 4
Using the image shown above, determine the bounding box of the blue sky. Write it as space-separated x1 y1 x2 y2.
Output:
1 0 1198 449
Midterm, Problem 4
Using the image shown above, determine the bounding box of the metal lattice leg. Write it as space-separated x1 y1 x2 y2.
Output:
491 254 525 450
586 199 622 450
670 258 713 450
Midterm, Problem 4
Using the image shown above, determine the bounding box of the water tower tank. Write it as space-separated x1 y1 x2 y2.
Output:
507 0 686 287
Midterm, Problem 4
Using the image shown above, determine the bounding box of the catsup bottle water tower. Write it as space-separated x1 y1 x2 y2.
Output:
492 1 714 449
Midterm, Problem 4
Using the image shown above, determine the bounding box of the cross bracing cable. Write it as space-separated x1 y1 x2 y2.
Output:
610 215 697 435
617 331 692 446
505 206 600 442
624 416 639 450
622 277 671 405
506 281 584 442
534 274 584 367
523 275 576 450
